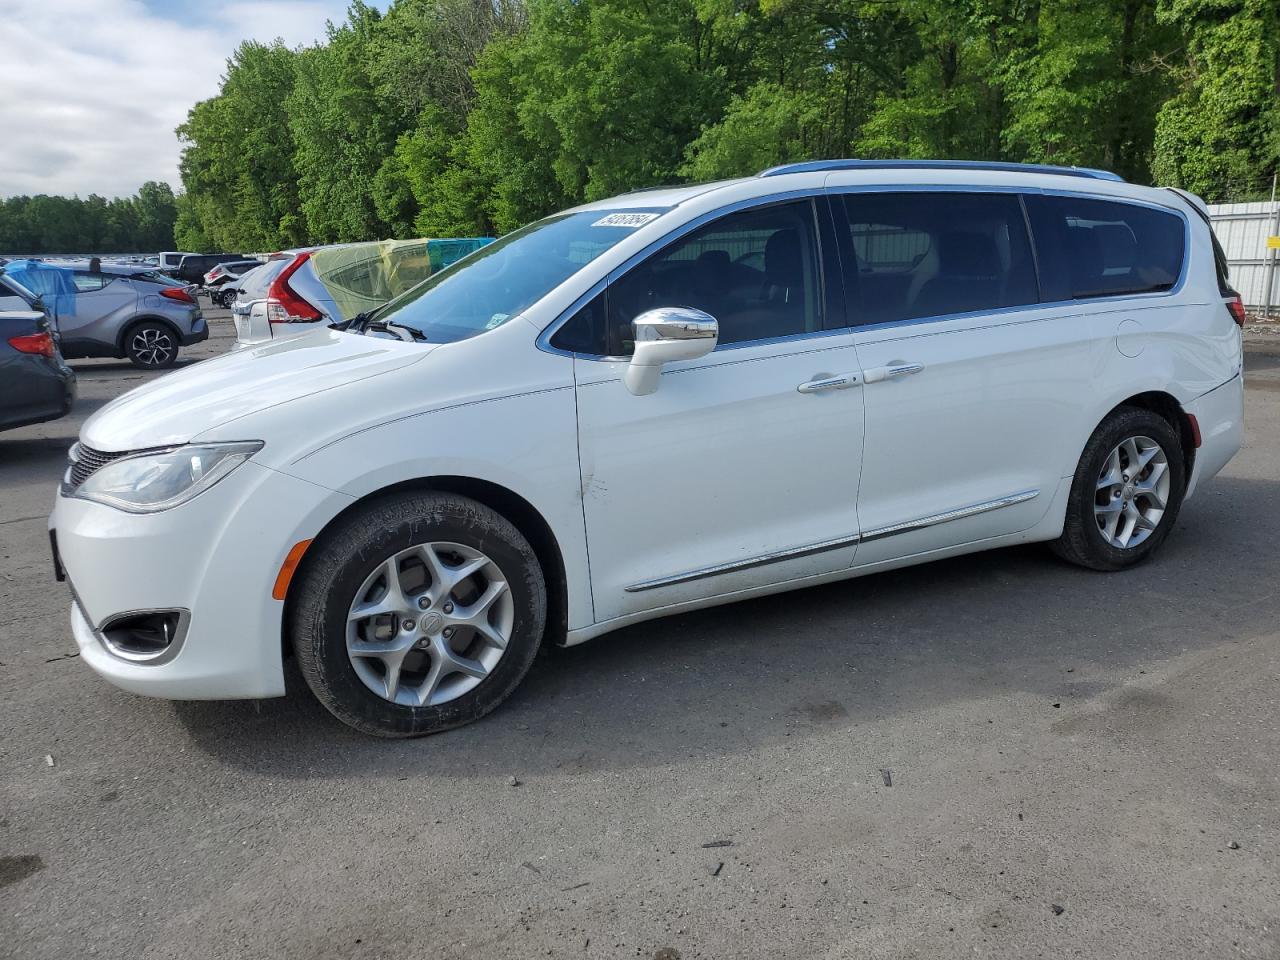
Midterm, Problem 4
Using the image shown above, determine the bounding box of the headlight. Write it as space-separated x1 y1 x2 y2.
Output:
72 442 264 513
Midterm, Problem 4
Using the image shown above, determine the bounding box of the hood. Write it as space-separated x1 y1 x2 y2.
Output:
82 328 433 451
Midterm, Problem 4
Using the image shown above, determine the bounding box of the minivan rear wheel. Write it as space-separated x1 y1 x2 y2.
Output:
124 321 178 369
1052 406 1186 571
290 492 547 737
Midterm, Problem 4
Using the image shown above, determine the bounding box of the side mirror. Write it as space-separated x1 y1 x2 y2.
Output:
624 307 718 396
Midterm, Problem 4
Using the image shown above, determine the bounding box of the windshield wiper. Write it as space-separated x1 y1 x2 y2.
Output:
363 319 428 342
331 310 369 331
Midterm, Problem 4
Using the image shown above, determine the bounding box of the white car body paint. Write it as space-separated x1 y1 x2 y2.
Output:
52 166 1244 699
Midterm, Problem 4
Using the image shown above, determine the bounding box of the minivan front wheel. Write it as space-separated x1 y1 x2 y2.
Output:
1053 407 1186 571
125 321 178 369
291 492 547 737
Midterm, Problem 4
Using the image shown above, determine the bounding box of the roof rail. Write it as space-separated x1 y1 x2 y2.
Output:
758 159 1125 182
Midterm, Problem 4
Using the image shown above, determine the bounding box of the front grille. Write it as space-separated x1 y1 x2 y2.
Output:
67 443 128 490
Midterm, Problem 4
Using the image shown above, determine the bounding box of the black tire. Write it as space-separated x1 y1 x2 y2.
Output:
290 492 547 738
1051 406 1186 571
124 321 179 369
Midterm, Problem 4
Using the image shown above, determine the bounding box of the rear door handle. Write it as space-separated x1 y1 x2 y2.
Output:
797 373 861 394
863 362 924 384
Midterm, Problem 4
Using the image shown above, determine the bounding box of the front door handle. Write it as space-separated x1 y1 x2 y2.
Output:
797 373 861 394
863 362 924 384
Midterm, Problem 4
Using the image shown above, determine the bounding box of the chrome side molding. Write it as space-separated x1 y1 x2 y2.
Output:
860 488 1040 543
623 489 1039 593
624 533 864 593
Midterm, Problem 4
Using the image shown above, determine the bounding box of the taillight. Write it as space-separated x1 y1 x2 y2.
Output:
1226 293 1246 328
160 286 195 304
8 331 55 358
267 252 321 323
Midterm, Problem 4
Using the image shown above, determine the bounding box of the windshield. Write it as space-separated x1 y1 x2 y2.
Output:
363 208 668 343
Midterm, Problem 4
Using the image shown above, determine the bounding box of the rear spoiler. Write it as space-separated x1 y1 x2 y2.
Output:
1162 186 1211 220
1163 188 1238 301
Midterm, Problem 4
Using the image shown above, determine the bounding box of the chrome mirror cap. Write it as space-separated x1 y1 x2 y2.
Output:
625 307 719 396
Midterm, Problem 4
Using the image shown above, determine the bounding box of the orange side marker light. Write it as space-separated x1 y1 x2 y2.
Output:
272 539 314 601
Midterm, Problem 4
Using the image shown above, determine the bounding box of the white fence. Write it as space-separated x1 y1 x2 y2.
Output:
1208 201 1280 315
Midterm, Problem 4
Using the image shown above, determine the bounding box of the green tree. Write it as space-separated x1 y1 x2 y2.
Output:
132 181 178 251
177 40 304 250
1152 0 1279 199
999 0 1175 182
288 2 406 242
0 186 176 254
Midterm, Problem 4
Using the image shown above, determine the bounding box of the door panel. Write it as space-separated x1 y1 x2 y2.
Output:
569 195 866 622
831 188 1098 564
576 337 865 620
60 275 137 348
851 308 1095 564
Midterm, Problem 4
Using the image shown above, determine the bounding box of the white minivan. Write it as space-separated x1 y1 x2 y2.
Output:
51 161 1245 737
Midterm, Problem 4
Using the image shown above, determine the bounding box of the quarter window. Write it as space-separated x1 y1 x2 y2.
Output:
839 192 1039 325
71 273 112 292
1025 195 1185 300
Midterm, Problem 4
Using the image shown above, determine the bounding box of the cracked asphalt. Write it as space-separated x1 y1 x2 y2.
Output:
2 313 1278 959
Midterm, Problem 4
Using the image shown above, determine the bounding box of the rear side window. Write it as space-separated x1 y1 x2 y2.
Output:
239 260 288 299
1025 196 1185 301
838 192 1038 325
71 273 113 292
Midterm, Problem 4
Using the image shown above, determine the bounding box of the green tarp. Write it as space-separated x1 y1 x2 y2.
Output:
310 237 492 320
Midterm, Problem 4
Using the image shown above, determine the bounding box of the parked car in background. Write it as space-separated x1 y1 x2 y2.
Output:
203 259 263 307
51 161 1243 738
157 252 196 273
228 256 293 345
231 238 492 349
3 259 207 369
1 301 75 433
172 253 252 286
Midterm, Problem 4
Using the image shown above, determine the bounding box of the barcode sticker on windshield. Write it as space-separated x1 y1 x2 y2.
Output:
592 213 659 228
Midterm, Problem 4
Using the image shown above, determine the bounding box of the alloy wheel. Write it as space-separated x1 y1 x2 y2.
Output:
1093 435 1170 549
345 541 514 707
130 327 174 367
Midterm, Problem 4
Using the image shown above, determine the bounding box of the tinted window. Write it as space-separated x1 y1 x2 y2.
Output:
1026 195 1184 300
549 291 610 355
71 272 112 292
239 259 289 299
839 192 1038 325
606 199 822 352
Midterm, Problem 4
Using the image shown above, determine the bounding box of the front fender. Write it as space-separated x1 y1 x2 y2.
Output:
280 386 594 631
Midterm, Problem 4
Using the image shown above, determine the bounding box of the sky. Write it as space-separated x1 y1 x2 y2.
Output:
0 0 378 199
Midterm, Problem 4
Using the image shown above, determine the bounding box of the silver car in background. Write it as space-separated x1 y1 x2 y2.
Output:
4 260 206 369
231 238 492 349
229 254 307 349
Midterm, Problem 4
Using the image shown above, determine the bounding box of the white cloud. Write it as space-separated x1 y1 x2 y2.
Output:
0 0 357 198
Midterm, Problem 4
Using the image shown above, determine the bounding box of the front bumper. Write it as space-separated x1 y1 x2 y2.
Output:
52 460 352 700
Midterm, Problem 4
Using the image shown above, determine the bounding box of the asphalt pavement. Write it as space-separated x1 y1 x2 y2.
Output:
2 312 1279 959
